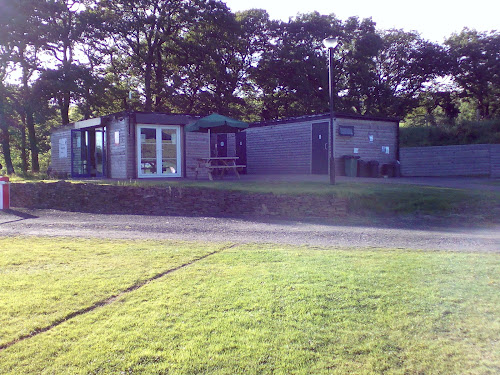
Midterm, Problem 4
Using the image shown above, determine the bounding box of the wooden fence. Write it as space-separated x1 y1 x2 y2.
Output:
400 144 500 177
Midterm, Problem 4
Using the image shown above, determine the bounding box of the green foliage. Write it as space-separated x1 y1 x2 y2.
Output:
370 30 450 117
446 29 500 120
1 238 499 374
253 12 339 120
400 119 500 147
1 0 499 167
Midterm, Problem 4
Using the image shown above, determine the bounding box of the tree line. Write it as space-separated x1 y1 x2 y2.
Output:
0 0 499 174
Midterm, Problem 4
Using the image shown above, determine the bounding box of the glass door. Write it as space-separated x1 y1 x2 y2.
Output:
72 128 107 178
137 125 181 178
161 128 178 175
95 128 106 177
71 129 90 177
139 127 158 175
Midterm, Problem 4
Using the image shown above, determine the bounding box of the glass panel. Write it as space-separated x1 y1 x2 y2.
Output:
140 128 157 175
161 128 177 175
95 129 104 176
71 130 89 176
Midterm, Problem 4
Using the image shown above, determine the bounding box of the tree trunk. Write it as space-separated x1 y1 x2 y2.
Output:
20 120 28 173
144 62 153 111
22 59 39 171
26 108 39 172
60 93 71 125
154 46 165 111
0 93 15 174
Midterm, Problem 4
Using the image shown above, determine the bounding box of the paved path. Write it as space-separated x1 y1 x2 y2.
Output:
1 209 499 252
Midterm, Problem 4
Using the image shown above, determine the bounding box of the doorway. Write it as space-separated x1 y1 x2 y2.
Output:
235 132 247 173
71 128 106 178
210 133 228 157
137 125 181 178
311 122 329 174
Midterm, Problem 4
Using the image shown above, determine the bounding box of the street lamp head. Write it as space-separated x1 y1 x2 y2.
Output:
323 37 339 49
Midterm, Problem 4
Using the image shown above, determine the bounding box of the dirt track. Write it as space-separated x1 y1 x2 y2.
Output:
1 209 499 252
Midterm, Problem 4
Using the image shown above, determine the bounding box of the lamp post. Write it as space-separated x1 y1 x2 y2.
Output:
323 37 339 185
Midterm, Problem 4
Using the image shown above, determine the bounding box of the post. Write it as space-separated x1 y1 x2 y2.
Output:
328 46 336 184
0 176 10 210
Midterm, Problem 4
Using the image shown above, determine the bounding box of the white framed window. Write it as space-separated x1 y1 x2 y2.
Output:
137 125 182 178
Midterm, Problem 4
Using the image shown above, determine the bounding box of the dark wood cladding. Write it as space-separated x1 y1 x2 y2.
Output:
246 122 312 174
49 128 72 176
135 113 195 125
401 144 500 177
246 117 398 175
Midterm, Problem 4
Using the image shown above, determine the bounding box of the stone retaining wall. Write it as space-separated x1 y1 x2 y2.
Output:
10 182 348 218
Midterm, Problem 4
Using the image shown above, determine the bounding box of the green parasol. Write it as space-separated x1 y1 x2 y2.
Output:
185 113 248 133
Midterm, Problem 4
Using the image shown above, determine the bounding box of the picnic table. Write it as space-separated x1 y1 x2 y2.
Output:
197 157 246 180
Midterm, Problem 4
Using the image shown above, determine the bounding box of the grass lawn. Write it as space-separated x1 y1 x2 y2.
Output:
0 237 224 348
1 237 499 374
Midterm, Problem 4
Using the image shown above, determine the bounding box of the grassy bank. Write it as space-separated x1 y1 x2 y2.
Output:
9 177 500 221
1 237 499 374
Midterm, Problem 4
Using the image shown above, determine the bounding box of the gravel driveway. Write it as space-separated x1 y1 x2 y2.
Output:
1 209 499 252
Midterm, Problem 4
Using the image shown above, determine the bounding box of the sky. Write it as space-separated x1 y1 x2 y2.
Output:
222 0 499 43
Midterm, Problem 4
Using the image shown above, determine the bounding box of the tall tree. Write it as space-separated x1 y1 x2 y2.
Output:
97 0 202 112
253 12 341 120
372 29 450 118
0 84 16 175
446 29 500 120
167 8 272 117
0 0 44 171
36 0 96 125
0 37 15 174
335 17 382 115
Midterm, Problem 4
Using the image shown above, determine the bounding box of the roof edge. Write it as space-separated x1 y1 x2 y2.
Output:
250 112 400 127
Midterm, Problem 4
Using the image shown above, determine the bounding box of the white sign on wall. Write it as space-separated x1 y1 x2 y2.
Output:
59 138 68 159
115 131 120 145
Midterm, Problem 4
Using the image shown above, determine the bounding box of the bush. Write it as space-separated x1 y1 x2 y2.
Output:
400 119 500 147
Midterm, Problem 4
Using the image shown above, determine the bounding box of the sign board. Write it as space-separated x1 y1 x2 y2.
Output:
59 138 68 159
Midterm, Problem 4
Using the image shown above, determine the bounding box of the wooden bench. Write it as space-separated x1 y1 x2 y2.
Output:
195 157 245 180
207 165 246 180
206 165 246 169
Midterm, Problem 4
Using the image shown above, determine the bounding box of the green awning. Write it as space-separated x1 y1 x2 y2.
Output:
185 113 249 133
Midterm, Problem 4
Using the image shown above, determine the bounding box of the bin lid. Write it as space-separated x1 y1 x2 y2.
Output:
0 176 9 182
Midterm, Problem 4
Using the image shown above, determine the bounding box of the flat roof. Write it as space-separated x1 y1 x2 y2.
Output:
51 111 201 132
250 112 399 128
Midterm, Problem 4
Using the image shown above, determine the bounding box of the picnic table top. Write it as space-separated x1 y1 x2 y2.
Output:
198 156 239 161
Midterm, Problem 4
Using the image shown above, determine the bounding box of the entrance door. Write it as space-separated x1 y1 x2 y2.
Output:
94 129 106 176
71 130 89 177
235 132 246 173
311 122 329 174
71 128 106 178
210 134 228 157
137 125 181 178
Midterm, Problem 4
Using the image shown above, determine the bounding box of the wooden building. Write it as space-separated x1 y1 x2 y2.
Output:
50 111 398 179
49 112 226 179
245 113 399 175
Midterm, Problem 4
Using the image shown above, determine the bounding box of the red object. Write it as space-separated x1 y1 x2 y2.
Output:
0 176 10 210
